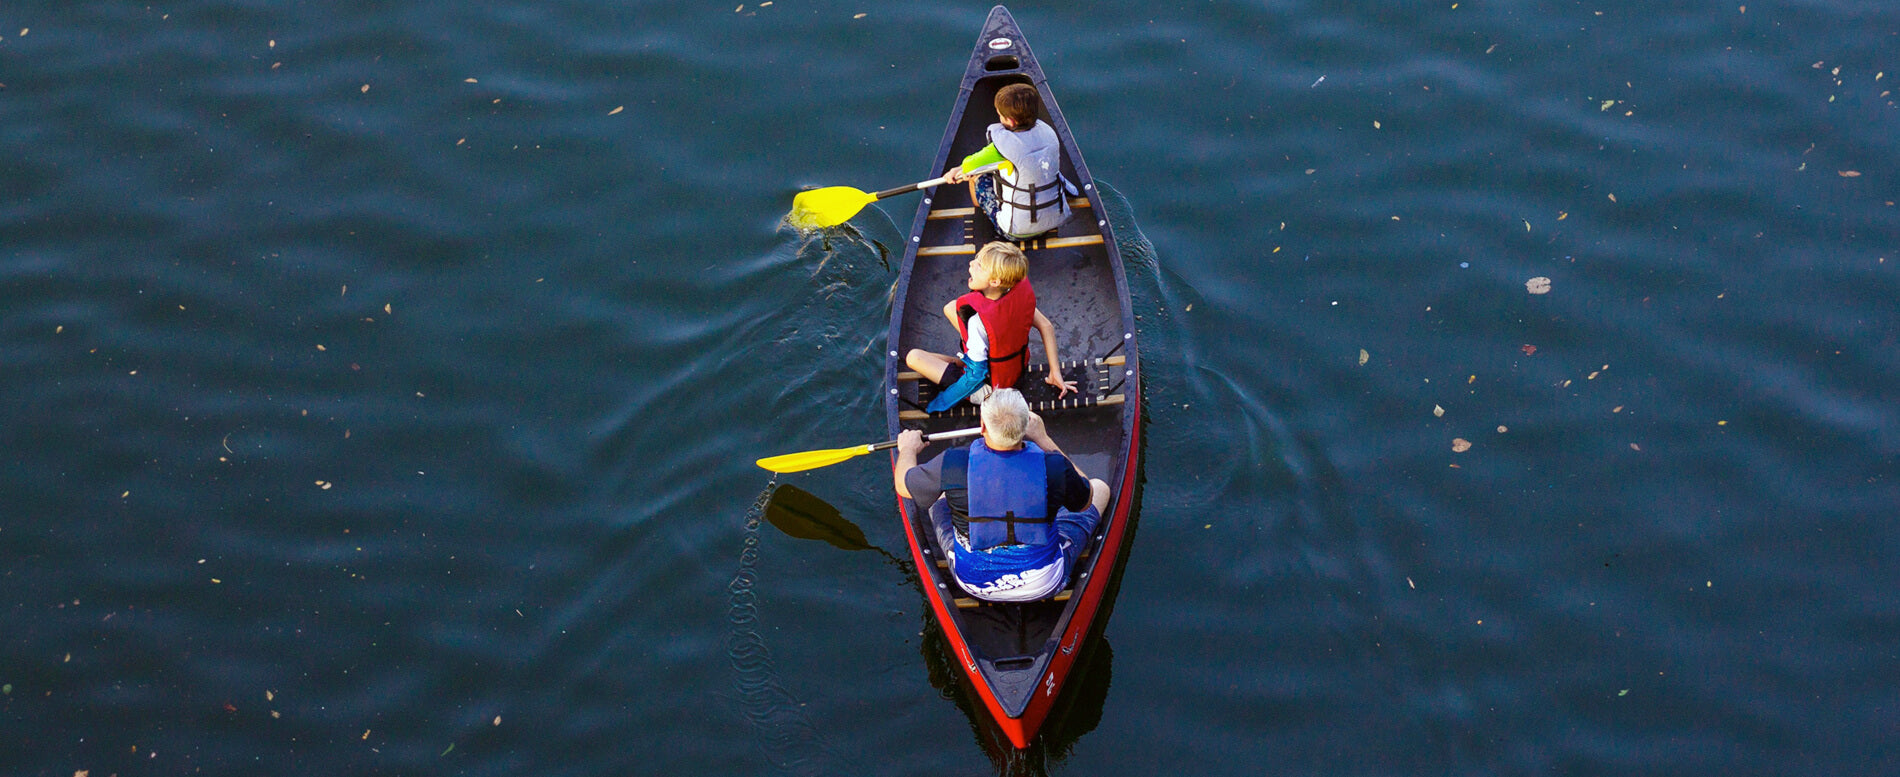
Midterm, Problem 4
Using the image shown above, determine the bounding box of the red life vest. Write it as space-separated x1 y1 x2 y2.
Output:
954 279 1036 390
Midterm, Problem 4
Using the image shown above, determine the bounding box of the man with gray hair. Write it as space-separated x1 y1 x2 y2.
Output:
893 388 1110 602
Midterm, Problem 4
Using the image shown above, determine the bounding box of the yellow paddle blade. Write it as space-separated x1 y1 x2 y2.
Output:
756 443 875 474
788 186 878 229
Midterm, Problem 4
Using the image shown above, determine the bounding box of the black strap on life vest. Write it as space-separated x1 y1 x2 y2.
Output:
955 304 1029 384
998 177 1064 220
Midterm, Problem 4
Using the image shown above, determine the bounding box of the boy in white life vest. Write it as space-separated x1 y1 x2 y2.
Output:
944 83 1077 239
906 242 1077 412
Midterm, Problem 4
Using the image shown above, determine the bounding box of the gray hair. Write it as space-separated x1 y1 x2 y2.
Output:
980 388 1030 448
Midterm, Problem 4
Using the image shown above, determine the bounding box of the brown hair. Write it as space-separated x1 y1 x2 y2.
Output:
993 83 1041 129
974 241 1028 288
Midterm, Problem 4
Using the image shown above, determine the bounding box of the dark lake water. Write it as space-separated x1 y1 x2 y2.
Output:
5 1 1898 775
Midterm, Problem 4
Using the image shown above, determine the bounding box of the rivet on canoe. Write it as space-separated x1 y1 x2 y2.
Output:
1098 220 1106 226
890 388 898 394
1124 333 1132 339
889 350 898 357
912 236 920 242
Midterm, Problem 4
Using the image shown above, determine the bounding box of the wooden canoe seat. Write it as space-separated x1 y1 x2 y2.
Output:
954 588 1073 609
927 197 1092 221
898 354 1127 420
902 393 1123 421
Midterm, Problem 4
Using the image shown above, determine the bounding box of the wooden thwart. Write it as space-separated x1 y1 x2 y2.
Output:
917 233 1104 257
955 588 1073 609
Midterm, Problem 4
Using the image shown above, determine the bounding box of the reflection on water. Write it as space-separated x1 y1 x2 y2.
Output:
726 482 843 775
920 608 1118 777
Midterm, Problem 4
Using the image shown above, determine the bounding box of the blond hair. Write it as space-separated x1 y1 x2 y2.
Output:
974 242 1028 288
980 388 1030 448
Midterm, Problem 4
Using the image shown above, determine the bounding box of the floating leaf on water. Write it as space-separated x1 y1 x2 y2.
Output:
1358 349 1369 366
1497 425 1508 433
1452 438 1472 452
1840 170 1862 177
1521 344 1538 356
1600 100 1615 111
1526 277 1552 294
1434 405 1445 417
1618 689 1629 696
609 106 624 115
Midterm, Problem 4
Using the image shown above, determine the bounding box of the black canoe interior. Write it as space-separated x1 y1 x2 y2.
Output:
892 51 1131 716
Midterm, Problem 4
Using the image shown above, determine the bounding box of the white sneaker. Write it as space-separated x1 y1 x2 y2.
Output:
967 385 994 405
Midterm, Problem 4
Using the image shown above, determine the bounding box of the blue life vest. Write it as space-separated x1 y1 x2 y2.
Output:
942 440 1053 550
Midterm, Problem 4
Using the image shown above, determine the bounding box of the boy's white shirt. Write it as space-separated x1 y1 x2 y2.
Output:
964 313 989 362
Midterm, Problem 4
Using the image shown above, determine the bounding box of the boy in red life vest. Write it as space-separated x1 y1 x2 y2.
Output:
905 241 1077 413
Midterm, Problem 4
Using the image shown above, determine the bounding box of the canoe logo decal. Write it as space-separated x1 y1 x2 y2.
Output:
1044 672 1057 696
988 37 1014 50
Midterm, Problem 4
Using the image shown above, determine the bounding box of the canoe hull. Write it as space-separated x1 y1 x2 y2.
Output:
883 6 1142 749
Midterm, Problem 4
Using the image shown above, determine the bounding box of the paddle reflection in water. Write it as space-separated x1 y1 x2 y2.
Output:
763 483 911 578
725 482 846 776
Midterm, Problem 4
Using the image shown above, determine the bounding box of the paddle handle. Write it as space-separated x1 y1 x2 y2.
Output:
871 163 1002 200
867 426 982 453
